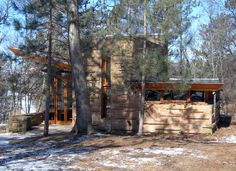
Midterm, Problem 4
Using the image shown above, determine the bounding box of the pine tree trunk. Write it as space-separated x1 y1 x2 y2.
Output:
179 2 184 76
67 0 92 134
44 1 53 136
138 0 147 136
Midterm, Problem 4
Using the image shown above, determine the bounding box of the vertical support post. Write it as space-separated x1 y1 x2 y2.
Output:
54 77 58 124
213 91 216 118
64 82 68 122
204 91 208 103
160 91 164 102
101 58 107 118
187 91 191 102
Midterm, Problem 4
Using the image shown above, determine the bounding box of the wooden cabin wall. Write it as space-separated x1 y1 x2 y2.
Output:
107 39 168 133
85 49 103 128
104 39 140 133
80 37 168 133
144 102 214 134
84 38 144 133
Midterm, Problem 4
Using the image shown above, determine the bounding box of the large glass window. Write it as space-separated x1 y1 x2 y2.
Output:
101 57 111 118
163 90 189 100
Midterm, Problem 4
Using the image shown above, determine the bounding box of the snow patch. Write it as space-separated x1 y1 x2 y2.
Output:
95 148 163 169
221 135 236 144
0 158 67 171
93 132 111 137
93 147 206 169
0 124 6 127
0 132 31 146
101 160 129 169
143 147 185 156
0 130 210 170
187 150 208 159
0 139 8 145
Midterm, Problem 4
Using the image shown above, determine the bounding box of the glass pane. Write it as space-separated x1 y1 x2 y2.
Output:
191 91 204 102
145 90 160 101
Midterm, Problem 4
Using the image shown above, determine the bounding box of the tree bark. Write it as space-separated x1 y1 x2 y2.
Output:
138 0 147 136
44 1 53 136
67 0 92 134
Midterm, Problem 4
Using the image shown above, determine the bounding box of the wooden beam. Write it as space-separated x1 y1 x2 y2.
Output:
55 75 72 83
132 82 224 92
9 48 71 72
64 82 68 122
54 77 58 124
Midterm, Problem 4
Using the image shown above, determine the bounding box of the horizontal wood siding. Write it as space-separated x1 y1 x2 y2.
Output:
83 38 168 133
144 102 213 134
108 89 140 133
86 49 102 126
108 39 140 133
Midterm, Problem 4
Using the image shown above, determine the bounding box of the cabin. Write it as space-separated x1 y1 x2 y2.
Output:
10 35 223 134
139 78 223 134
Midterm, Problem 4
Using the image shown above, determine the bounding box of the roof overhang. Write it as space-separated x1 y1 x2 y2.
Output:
9 48 71 72
132 82 224 92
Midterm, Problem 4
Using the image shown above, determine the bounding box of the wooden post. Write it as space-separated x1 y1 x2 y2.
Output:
101 58 107 118
160 91 164 102
187 91 191 102
204 91 208 103
213 91 216 117
64 82 68 122
54 77 58 124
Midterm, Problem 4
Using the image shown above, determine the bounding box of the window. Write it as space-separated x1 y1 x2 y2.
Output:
191 91 204 102
145 90 160 101
101 58 110 118
163 90 189 100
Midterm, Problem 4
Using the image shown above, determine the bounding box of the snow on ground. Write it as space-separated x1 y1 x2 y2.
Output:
33 124 73 134
209 135 236 144
0 123 6 127
0 130 209 171
0 133 93 170
67 147 208 170
143 147 185 155
220 135 236 144
0 132 32 146
92 147 207 169
3 123 236 170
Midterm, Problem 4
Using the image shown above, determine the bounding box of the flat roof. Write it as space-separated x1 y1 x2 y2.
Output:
169 78 221 84
132 81 224 92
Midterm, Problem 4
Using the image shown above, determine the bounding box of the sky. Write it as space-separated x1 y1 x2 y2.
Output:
0 0 24 53
0 0 227 55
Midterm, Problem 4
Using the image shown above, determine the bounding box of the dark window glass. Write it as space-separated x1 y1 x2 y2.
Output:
145 90 160 101
191 91 204 102
163 91 189 100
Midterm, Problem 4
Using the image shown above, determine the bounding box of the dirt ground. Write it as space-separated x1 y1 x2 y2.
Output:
0 123 236 171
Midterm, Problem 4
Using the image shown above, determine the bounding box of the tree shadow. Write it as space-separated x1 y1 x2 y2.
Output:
1 130 156 167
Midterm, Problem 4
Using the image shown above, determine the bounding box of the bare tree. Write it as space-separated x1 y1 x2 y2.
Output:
0 0 11 44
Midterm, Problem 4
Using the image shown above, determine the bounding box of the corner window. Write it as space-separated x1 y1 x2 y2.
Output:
191 91 204 102
145 90 160 101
